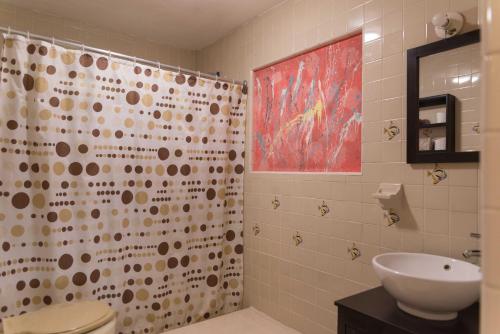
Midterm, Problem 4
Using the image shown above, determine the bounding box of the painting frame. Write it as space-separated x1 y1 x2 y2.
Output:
250 31 363 175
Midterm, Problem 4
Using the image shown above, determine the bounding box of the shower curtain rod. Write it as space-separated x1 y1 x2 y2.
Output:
0 26 246 86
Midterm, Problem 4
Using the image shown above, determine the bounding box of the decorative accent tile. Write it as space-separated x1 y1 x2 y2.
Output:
271 196 280 210
427 165 448 185
384 209 400 226
252 224 261 236
347 243 361 260
318 201 330 216
384 121 400 140
472 123 480 134
292 231 303 246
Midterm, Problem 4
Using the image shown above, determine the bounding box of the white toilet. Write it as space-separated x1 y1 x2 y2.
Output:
2 301 116 334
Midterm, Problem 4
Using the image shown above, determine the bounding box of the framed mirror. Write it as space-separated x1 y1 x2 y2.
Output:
406 30 480 163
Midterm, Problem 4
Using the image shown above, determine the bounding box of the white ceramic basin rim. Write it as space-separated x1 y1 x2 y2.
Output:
373 252 481 282
372 252 481 321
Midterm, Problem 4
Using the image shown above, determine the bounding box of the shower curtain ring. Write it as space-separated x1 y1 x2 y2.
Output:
108 50 112 61
178 65 181 75
157 61 161 71
7 26 11 37
133 56 136 67
198 71 201 79
81 43 85 53
216 74 219 82
27 31 30 41
51 36 55 47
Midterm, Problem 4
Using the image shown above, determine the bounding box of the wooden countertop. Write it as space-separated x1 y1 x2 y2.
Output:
335 286 479 334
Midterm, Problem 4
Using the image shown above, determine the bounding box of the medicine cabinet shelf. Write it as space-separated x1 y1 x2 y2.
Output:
406 29 480 164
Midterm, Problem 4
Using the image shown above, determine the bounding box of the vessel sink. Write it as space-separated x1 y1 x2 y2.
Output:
372 252 481 321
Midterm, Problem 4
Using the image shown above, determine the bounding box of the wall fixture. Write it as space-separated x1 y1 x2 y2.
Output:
372 183 402 211
347 243 361 260
373 183 402 227
431 12 464 38
318 201 330 216
463 234 481 262
271 196 280 210
292 232 303 246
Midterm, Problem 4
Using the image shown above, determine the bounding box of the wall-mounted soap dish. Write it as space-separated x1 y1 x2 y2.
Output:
372 183 402 211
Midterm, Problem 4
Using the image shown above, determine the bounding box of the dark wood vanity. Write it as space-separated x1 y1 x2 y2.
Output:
335 287 479 334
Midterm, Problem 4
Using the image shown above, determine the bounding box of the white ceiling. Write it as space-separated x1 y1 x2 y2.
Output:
2 0 284 50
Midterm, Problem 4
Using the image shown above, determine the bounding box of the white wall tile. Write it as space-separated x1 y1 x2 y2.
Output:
364 0 383 22
364 18 382 43
450 186 478 213
382 31 403 57
0 3 196 69
382 9 403 35
450 211 478 237
347 5 365 31
424 186 449 210
424 209 449 234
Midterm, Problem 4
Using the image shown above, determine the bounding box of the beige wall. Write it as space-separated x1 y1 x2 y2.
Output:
480 1 500 333
198 1 480 334
0 2 197 69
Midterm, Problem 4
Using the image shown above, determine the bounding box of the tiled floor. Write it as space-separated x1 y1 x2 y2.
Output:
166 308 301 334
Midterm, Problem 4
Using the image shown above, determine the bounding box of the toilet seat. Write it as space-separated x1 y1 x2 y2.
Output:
2 301 116 334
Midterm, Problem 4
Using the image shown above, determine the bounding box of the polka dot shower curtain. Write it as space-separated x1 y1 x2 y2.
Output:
0 34 246 333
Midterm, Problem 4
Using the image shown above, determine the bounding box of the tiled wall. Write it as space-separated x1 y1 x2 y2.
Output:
0 3 197 69
197 1 481 333
480 1 500 333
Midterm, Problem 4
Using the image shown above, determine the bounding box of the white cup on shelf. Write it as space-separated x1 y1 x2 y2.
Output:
434 137 446 151
436 111 446 123
419 137 432 151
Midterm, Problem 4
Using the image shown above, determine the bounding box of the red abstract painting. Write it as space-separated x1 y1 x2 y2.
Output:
252 34 362 173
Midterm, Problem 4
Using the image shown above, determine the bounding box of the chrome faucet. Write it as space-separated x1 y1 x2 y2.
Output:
462 249 481 259
463 232 481 259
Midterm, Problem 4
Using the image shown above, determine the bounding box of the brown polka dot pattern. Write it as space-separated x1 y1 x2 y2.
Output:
0 36 246 333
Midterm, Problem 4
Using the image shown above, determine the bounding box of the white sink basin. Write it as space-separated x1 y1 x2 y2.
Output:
372 252 481 321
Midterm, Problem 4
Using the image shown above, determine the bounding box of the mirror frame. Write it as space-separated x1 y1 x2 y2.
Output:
406 29 480 163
